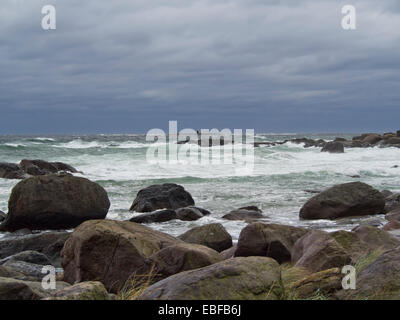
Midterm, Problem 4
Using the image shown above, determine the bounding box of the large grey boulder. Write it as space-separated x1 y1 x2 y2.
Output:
178 223 233 252
300 182 385 220
138 257 281 300
235 223 309 263
0 174 110 231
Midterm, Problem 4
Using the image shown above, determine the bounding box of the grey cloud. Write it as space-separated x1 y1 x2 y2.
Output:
0 0 399 133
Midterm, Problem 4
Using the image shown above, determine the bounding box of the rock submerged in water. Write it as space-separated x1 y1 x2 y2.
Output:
321 141 344 153
178 223 233 252
300 182 385 220
130 183 195 213
129 206 210 223
222 206 264 221
0 174 110 232
0 159 79 180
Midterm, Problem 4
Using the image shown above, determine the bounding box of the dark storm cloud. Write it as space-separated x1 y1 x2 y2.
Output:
0 0 399 133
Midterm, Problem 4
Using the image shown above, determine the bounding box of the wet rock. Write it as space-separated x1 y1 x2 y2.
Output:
0 163 26 179
0 231 69 267
130 183 194 213
383 220 400 231
0 174 110 231
178 223 233 252
0 250 51 266
176 207 204 221
300 182 385 220
362 134 382 145
61 220 179 293
381 190 394 198
385 193 400 213
129 209 178 223
321 142 344 153
235 223 309 264
222 206 264 221
138 257 281 300
0 211 6 222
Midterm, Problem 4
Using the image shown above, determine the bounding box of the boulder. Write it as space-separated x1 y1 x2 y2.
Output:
142 243 222 282
0 231 69 267
385 193 400 213
0 264 39 281
130 183 194 213
61 220 179 293
43 281 111 300
0 211 6 222
385 209 400 222
291 230 351 273
235 223 309 264
0 250 51 266
138 257 281 300
336 247 400 300
352 225 400 251
178 223 233 252
0 163 26 179
321 142 344 153
175 207 204 221
300 182 385 220
130 210 177 223
362 134 382 145
19 159 79 176
220 245 237 260
2 260 47 281
288 268 342 299
383 220 400 231
292 227 399 273
382 137 400 145
0 174 110 231
0 277 69 300
222 206 264 221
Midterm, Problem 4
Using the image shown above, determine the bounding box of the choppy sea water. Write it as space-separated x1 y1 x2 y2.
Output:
0 133 399 241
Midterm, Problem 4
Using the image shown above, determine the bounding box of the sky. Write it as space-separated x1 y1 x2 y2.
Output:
0 0 399 134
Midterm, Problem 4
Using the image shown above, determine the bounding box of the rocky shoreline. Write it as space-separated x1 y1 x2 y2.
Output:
254 131 400 152
0 163 400 300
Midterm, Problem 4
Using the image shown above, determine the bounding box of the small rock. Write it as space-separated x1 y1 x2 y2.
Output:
178 223 233 252
130 183 194 212
321 142 344 153
222 206 264 221
130 210 177 223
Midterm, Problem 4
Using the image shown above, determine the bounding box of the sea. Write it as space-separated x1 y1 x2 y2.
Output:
1 133 399 241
